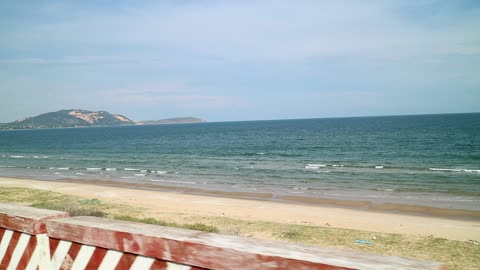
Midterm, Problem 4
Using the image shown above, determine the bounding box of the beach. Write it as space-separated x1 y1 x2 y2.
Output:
1 176 479 242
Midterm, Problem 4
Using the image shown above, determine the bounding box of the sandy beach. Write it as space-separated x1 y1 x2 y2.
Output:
1 176 479 242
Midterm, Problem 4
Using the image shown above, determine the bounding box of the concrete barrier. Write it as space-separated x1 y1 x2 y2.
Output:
0 203 445 269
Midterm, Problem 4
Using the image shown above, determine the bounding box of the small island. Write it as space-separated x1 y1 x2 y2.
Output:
0 109 206 130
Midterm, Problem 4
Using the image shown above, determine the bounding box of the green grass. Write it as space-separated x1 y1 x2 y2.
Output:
114 215 219 233
0 186 479 270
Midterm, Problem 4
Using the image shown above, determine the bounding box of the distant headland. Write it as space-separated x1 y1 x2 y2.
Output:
0 109 206 130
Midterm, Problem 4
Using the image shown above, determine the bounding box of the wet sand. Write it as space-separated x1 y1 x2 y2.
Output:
1 176 479 241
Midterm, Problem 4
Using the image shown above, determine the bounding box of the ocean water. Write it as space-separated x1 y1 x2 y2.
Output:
1 113 479 210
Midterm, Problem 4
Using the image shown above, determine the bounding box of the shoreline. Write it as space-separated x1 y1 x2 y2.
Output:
6 175 480 220
1 176 480 241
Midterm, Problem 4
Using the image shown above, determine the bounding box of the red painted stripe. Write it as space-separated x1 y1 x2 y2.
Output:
0 228 5 239
150 259 168 270
49 237 61 258
16 233 37 270
115 252 137 270
60 242 82 270
85 246 107 270
0 230 21 268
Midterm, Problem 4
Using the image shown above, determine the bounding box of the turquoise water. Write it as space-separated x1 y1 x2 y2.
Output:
1 113 479 209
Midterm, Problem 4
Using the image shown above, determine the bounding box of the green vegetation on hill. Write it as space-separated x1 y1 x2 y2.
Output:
0 109 135 130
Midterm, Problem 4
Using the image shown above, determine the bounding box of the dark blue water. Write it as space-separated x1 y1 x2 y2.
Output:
1 113 479 209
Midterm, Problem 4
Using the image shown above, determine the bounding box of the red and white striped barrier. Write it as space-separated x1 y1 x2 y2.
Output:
47 237 204 270
0 204 445 270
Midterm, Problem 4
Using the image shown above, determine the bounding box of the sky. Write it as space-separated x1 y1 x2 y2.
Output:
0 0 479 122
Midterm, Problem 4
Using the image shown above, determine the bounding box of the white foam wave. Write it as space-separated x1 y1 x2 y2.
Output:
140 169 148 173
257 152 266 155
133 173 146 177
429 168 463 172
331 164 344 167
305 164 327 169
124 168 141 171
316 170 332 173
10 155 25 158
375 188 394 192
75 172 86 175
54 172 61 175
463 169 480 173
106 168 117 171
375 165 384 169
156 171 167 174
57 167 69 170
86 167 102 171
49 167 56 170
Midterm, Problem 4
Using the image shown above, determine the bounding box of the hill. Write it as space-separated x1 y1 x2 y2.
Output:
0 109 135 130
0 110 207 130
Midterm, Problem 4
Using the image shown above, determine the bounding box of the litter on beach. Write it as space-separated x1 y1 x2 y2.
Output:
355 240 374 245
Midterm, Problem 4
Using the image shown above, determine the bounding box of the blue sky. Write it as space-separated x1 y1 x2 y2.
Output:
0 0 479 122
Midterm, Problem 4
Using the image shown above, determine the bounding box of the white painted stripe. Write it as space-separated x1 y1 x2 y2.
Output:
71 245 96 270
51 240 72 270
26 234 50 270
98 250 123 270
7 232 31 270
0 230 14 263
167 262 192 270
129 255 155 270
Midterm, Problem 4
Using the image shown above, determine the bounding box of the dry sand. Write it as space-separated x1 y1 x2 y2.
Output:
1 176 479 241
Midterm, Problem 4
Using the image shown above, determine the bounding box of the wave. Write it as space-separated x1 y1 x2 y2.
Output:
106 168 117 171
305 164 345 169
124 168 141 171
156 171 167 174
148 179 197 185
86 168 102 171
10 155 25 158
305 164 327 169
57 167 70 170
375 165 384 169
429 168 480 173
133 173 146 177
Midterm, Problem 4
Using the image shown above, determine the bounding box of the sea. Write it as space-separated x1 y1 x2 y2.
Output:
1 113 479 210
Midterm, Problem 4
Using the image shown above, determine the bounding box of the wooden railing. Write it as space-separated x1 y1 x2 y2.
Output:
0 203 444 269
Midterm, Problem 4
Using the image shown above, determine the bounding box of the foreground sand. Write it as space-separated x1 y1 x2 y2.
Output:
1 177 479 241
